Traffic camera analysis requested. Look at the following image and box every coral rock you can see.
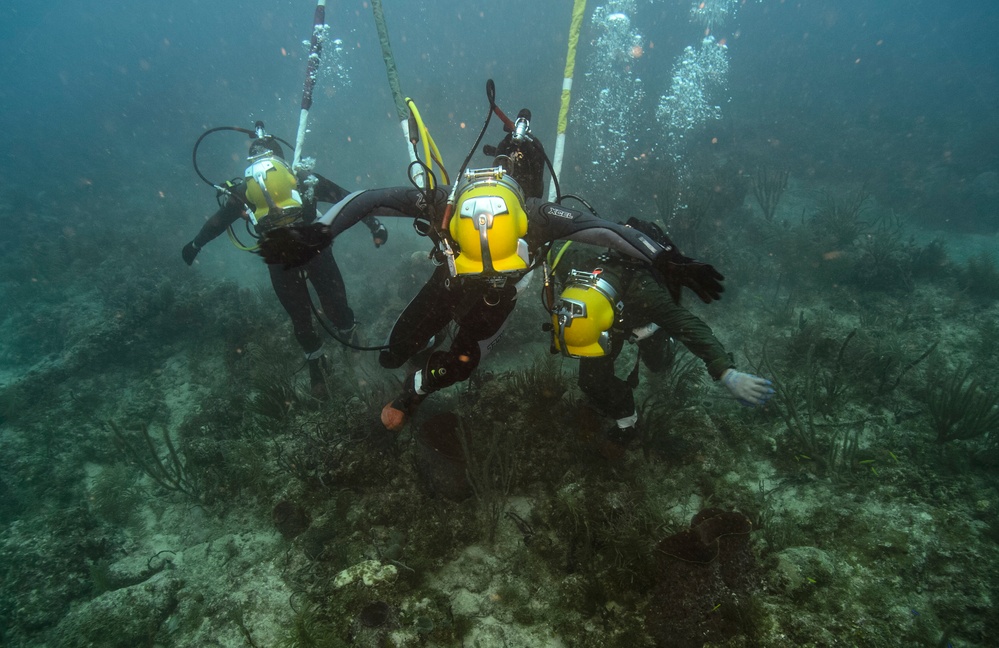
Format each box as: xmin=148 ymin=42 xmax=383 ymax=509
xmin=646 ymin=508 xmax=757 ymax=648
xmin=333 ymin=560 xmax=398 ymax=589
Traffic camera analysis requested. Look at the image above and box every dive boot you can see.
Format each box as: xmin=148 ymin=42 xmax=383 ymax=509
xmin=606 ymin=423 xmax=639 ymax=448
xmin=338 ymin=322 xmax=362 ymax=349
xmin=308 ymin=355 xmax=331 ymax=400
xmin=598 ymin=421 xmax=640 ymax=461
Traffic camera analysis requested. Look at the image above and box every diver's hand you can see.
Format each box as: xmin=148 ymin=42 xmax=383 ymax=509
xmin=258 ymin=224 xmax=333 ymax=268
xmin=371 ymin=221 xmax=388 ymax=248
xmin=181 ymin=241 xmax=201 ymax=266
xmin=721 ymin=369 xmax=774 ymax=407
xmin=655 ymin=253 xmax=725 ymax=303
xmin=679 ymin=260 xmax=725 ymax=303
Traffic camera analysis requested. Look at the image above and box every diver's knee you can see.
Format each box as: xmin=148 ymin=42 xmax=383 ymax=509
xmin=379 ymin=350 xmax=406 ymax=369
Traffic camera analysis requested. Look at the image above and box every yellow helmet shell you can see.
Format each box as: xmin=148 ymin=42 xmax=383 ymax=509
xmin=552 ymin=271 xmax=621 ymax=358
xmin=244 ymin=155 xmax=303 ymax=228
xmin=448 ymin=168 xmax=529 ymax=276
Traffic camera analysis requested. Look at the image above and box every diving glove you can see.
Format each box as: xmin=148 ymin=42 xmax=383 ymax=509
xmin=654 ymin=251 xmax=725 ymax=304
xmin=721 ymin=369 xmax=774 ymax=407
xmin=381 ymin=372 xmax=426 ymax=431
xmin=181 ymin=241 xmax=201 ymax=266
xmin=258 ymin=224 xmax=333 ymax=268
xmin=371 ymin=222 xmax=388 ymax=248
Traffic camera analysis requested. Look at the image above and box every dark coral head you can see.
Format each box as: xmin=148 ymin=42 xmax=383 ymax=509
xmin=272 ymin=499 xmax=312 ymax=539
xmin=359 ymin=601 xmax=391 ymax=628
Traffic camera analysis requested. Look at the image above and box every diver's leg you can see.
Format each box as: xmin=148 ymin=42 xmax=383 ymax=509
xmin=419 ymin=287 xmax=517 ymax=393
xmin=578 ymin=356 xmax=634 ymax=420
xmin=269 ymin=264 xmax=329 ymax=397
xmin=578 ymin=338 xmax=638 ymax=447
xmin=637 ymin=328 xmax=674 ymax=373
xmin=270 ymin=264 xmax=321 ymax=355
xmin=306 ymin=247 xmax=355 ymax=331
xmin=381 ymin=286 xmax=516 ymax=431
xmin=379 ymin=265 xmax=455 ymax=369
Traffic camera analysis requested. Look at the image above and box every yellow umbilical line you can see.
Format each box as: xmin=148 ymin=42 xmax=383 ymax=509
xmin=428 ymin=134 xmax=448 ymax=186
xmin=548 ymin=241 xmax=573 ymax=271
xmin=548 ymin=0 xmax=588 ymax=201
xmin=227 ymin=225 xmax=259 ymax=252
xmin=557 ymin=0 xmax=587 ymax=136
xmin=405 ymin=98 xmax=449 ymax=187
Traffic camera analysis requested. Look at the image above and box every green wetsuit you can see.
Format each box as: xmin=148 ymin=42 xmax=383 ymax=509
xmin=555 ymin=244 xmax=734 ymax=421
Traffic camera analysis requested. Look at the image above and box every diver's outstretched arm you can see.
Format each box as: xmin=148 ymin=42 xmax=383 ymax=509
xmin=529 ymin=201 xmax=725 ymax=303
xmin=258 ymin=186 xmax=447 ymax=268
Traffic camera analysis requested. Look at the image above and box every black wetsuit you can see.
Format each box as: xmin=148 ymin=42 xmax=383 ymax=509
xmin=491 ymin=133 xmax=548 ymax=200
xmin=318 ymin=185 xmax=676 ymax=395
xmin=188 ymin=173 xmax=382 ymax=356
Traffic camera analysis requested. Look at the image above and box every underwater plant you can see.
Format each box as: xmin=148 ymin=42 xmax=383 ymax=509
xmin=276 ymin=603 xmax=347 ymax=648
xmin=108 ymin=421 xmax=201 ymax=500
xmin=910 ymin=237 xmax=951 ymax=282
xmin=458 ymin=412 xmax=519 ymax=544
xmin=837 ymin=318 xmax=938 ymax=399
xmin=761 ymin=344 xmax=869 ymax=476
xmin=927 ymin=365 xmax=999 ymax=444
xmin=751 ymin=166 xmax=789 ymax=222
xmin=639 ymin=350 xmax=703 ymax=453
xmin=414 ymin=411 xmax=474 ymax=502
xmin=956 ymin=252 xmax=999 ymax=302
xmin=249 ymin=375 xmax=305 ymax=422
xmin=88 ymin=462 xmax=143 ymax=526
xmin=807 ymin=186 xmax=871 ymax=251
xmin=974 ymin=317 xmax=999 ymax=363
xmin=851 ymin=213 xmax=916 ymax=294
xmin=273 ymin=416 xmax=347 ymax=492
xmin=507 ymin=353 xmax=570 ymax=422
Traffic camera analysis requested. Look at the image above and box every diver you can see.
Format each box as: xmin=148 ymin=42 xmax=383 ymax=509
xmin=549 ymin=217 xmax=773 ymax=454
xmin=181 ymin=123 xmax=388 ymax=398
xmin=482 ymin=108 xmax=548 ymax=200
xmin=257 ymin=92 xmax=724 ymax=431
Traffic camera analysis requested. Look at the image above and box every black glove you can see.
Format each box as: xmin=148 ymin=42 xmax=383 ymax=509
xmin=655 ymin=253 xmax=725 ymax=304
xmin=181 ymin=241 xmax=200 ymax=266
xmin=371 ymin=222 xmax=388 ymax=248
xmin=258 ymin=224 xmax=333 ymax=268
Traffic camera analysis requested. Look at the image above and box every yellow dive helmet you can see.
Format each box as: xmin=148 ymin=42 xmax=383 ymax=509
xmin=243 ymin=153 xmax=304 ymax=230
xmin=552 ymin=269 xmax=623 ymax=358
xmin=448 ymin=167 xmax=530 ymax=277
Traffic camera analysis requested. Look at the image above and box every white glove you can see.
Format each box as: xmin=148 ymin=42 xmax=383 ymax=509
xmin=629 ymin=323 xmax=661 ymax=342
xmin=721 ymin=369 xmax=774 ymax=407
